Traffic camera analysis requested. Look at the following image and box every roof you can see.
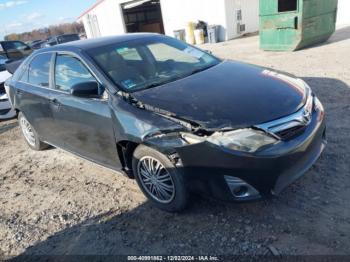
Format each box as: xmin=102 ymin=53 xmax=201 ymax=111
xmin=78 ymin=0 xmax=106 ymax=20
xmin=37 ymin=33 xmax=161 ymax=52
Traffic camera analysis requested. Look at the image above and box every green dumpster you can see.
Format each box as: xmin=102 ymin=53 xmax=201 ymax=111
xmin=260 ymin=0 xmax=338 ymax=51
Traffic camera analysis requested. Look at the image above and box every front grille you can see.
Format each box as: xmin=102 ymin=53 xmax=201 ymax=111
xmin=275 ymin=125 xmax=307 ymax=141
xmin=256 ymin=94 xmax=314 ymax=141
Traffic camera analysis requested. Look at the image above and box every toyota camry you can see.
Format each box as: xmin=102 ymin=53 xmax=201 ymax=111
xmin=5 ymin=34 xmax=326 ymax=212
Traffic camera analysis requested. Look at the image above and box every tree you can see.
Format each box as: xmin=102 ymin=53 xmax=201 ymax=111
xmin=4 ymin=22 xmax=85 ymax=42
xmin=4 ymin=34 xmax=20 ymax=41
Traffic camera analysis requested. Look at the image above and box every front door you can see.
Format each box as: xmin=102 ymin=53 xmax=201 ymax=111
xmin=50 ymin=53 xmax=120 ymax=169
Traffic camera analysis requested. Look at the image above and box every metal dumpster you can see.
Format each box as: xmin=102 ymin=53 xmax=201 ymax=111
xmin=260 ymin=0 xmax=338 ymax=51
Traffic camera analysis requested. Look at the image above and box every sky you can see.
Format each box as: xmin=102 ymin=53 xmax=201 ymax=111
xmin=0 ymin=0 xmax=97 ymax=40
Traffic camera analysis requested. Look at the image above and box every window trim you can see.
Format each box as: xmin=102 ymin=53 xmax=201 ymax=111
xmin=18 ymin=51 xmax=51 ymax=86
xmin=26 ymin=52 xmax=54 ymax=89
xmin=18 ymin=50 xmax=105 ymax=97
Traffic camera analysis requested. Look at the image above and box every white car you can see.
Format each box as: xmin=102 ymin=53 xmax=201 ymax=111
xmin=0 ymin=69 xmax=16 ymax=120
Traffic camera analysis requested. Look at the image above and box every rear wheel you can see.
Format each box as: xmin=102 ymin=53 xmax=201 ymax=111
xmin=18 ymin=112 xmax=49 ymax=151
xmin=132 ymin=145 xmax=189 ymax=212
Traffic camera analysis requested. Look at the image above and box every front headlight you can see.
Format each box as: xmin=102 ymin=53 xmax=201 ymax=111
xmin=182 ymin=129 xmax=278 ymax=153
xmin=207 ymin=129 xmax=278 ymax=153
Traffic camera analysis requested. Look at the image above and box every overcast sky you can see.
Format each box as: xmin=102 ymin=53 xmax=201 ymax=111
xmin=0 ymin=0 xmax=97 ymax=40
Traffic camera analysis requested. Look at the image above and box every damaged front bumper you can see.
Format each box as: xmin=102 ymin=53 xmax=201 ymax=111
xmin=147 ymin=99 xmax=326 ymax=202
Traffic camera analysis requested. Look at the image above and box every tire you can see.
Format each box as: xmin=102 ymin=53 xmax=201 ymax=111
xmin=132 ymin=145 xmax=189 ymax=212
xmin=18 ymin=112 xmax=49 ymax=151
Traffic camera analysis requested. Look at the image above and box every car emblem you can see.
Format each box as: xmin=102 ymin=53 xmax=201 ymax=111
xmin=301 ymin=109 xmax=312 ymax=125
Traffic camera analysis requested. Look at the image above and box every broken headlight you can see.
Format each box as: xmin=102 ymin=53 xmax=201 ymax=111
xmin=207 ymin=129 xmax=278 ymax=153
xmin=182 ymin=129 xmax=278 ymax=153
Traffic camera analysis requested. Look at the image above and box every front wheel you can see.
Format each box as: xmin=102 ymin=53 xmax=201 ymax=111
xmin=132 ymin=145 xmax=189 ymax=212
xmin=18 ymin=112 xmax=49 ymax=151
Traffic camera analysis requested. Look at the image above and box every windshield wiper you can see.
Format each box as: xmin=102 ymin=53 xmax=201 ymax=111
xmin=141 ymin=75 xmax=184 ymax=91
xmin=187 ymin=64 xmax=216 ymax=77
xmin=139 ymin=64 xmax=217 ymax=91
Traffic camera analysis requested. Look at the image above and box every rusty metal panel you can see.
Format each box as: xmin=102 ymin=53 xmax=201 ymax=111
xmin=260 ymin=0 xmax=338 ymax=51
xmin=297 ymin=0 xmax=338 ymax=50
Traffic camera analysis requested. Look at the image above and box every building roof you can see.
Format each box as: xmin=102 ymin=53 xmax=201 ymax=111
xmin=77 ymin=0 xmax=106 ymax=19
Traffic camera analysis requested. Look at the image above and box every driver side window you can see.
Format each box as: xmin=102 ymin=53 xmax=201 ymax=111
xmin=55 ymin=55 xmax=96 ymax=92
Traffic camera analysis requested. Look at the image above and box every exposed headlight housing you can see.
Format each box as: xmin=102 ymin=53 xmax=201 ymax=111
xmin=207 ymin=129 xmax=278 ymax=153
xmin=182 ymin=128 xmax=278 ymax=153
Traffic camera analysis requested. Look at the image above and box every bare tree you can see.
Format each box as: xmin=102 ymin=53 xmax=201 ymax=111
xmin=4 ymin=22 xmax=85 ymax=42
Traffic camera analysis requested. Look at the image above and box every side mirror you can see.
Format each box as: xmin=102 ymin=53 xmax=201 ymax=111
xmin=70 ymin=81 xmax=99 ymax=98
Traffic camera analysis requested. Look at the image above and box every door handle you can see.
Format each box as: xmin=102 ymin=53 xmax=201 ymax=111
xmin=16 ymin=89 xmax=23 ymax=95
xmin=49 ymin=98 xmax=59 ymax=104
xmin=49 ymin=98 xmax=61 ymax=109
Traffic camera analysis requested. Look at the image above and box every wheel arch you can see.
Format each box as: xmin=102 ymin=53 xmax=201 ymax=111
xmin=116 ymin=140 xmax=139 ymax=179
xmin=116 ymin=138 xmax=181 ymax=179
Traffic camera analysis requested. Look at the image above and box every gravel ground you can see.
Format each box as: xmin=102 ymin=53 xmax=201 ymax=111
xmin=0 ymin=26 xmax=350 ymax=258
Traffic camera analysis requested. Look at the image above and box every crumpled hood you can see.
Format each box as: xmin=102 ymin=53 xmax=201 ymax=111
xmin=133 ymin=61 xmax=307 ymax=130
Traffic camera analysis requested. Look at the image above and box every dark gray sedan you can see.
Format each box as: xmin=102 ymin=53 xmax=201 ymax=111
xmin=5 ymin=34 xmax=326 ymax=212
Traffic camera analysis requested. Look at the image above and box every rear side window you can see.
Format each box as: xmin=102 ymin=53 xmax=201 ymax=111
xmin=12 ymin=64 xmax=27 ymax=82
xmin=19 ymin=67 xmax=29 ymax=82
xmin=55 ymin=55 xmax=95 ymax=92
xmin=28 ymin=53 xmax=52 ymax=87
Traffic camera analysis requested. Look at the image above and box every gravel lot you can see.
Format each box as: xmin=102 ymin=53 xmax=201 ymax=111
xmin=1 ymin=27 xmax=350 ymax=258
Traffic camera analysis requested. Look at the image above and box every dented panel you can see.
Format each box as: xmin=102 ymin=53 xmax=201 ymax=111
xmin=260 ymin=0 xmax=337 ymax=51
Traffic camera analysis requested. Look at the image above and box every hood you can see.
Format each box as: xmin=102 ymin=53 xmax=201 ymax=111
xmin=133 ymin=61 xmax=307 ymax=130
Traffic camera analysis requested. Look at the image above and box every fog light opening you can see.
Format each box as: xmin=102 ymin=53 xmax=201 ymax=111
xmin=233 ymin=186 xmax=248 ymax=198
xmin=224 ymin=176 xmax=261 ymax=200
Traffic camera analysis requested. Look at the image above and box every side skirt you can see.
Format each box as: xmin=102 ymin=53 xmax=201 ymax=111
xmin=42 ymin=140 xmax=128 ymax=178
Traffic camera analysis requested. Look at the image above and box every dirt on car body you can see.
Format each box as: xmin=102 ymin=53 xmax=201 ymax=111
xmin=1 ymin=27 xmax=350 ymax=257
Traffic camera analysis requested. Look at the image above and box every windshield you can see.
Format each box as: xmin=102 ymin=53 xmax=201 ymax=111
xmin=88 ymin=36 xmax=220 ymax=92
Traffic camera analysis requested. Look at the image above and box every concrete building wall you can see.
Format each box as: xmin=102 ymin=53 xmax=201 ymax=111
xmin=337 ymin=0 xmax=350 ymax=28
xmin=224 ymin=0 xmax=259 ymax=40
xmin=79 ymin=0 xmax=126 ymax=38
xmin=80 ymin=0 xmax=259 ymax=41
xmin=161 ymin=0 xmax=259 ymax=41
xmin=160 ymin=0 xmax=227 ymax=41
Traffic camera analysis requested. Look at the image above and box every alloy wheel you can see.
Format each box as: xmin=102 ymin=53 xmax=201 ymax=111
xmin=19 ymin=116 xmax=36 ymax=147
xmin=137 ymin=156 xmax=175 ymax=204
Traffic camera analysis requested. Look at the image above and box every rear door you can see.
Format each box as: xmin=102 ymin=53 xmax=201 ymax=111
xmin=15 ymin=52 xmax=57 ymax=142
xmin=49 ymin=53 xmax=120 ymax=169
